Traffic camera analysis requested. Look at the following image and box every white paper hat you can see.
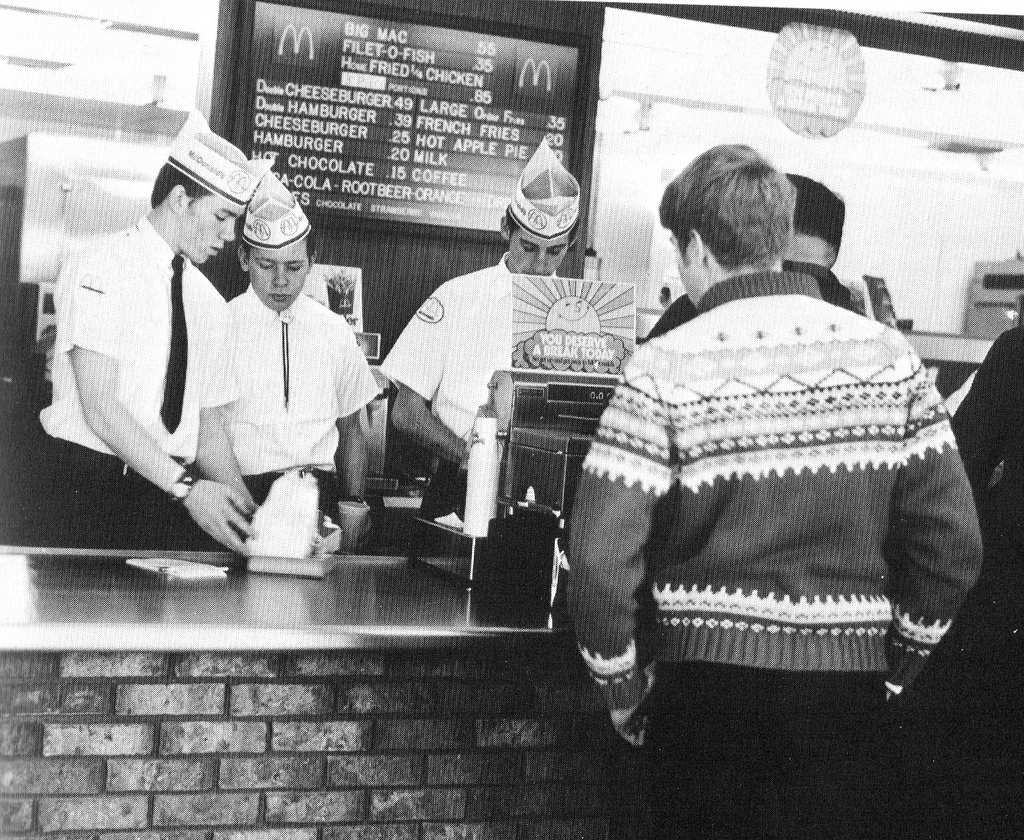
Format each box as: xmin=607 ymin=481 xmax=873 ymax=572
xmin=508 ymin=139 xmax=580 ymax=239
xmin=168 ymin=112 xmax=272 ymax=206
xmin=242 ymin=170 xmax=310 ymax=250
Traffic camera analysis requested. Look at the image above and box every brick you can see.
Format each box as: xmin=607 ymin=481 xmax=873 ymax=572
xmin=324 ymin=827 xmax=417 ymax=840
xmin=0 ymin=653 xmax=57 ymax=680
xmin=336 ymin=683 xmax=414 ymax=715
xmin=266 ymin=791 xmax=365 ymax=824
xmin=175 ymin=654 xmax=277 ymax=679
xmin=219 ymin=756 xmax=321 ymax=790
xmin=0 ymin=683 xmax=59 ymax=715
xmin=388 ymin=653 xmax=507 ymax=681
xmin=116 ymin=684 xmax=225 ymax=716
xmin=516 ymin=818 xmax=609 ymax=840
xmin=272 ymin=721 xmax=369 ymax=752
xmin=484 ymin=785 xmax=604 ymax=818
xmin=107 ymin=758 xmax=213 ymax=792
xmin=44 ymin=723 xmax=153 ymax=756
xmin=476 ymin=719 xmax=560 ymax=749
xmin=230 ymin=684 xmax=331 ymax=716
xmin=465 ymin=787 xmax=526 ymax=820
xmin=38 ymin=796 xmax=148 ymax=832
xmin=0 ymin=721 xmax=40 ymax=755
xmin=534 ymin=683 xmax=604 ymax=715
xmin=289 ymin=653 xmax=385 ymax=677
xmin=370 ymin=788 xmax=465 ymax=822
xmin=153 ymin=793 xmax=259 ymax=827
xmin=328 ymin=755 xmax=421 ymax=787
xmin=422 ymin=824 xmax=516 ymax=840
xmin=213 ymin=831 xmax=317 ymax=840
xmin=60 ymin=652 xmax=166 ymax=678
xmin=522 ymin=751 xmax=607 ymax=784
xmin=336 ymin=682 xmax=525 ymax=717
xmin=62 ymin=684 xmax=110 ymax=714
xmin=97 ymin=831 xmax=208 ymax=840
xmin=0 ymin=758 xmax=103 ymax=793
xmin=0 ymin=798 xmax=33 ymax=833
xmin=374 ymin=720 xmax=473 ymax=751
xmin=160 ymin=722 xmax=266 ymax=755
xmin=427 ymin=753 xmax=520 ymax=786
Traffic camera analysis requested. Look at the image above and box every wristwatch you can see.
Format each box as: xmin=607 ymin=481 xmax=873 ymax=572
xmin=167 ymin=468 xmax=196 ymax=503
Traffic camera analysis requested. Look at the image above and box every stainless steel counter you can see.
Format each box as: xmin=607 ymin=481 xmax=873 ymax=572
xmin=0 ymin=547 xmax=555 ymax=650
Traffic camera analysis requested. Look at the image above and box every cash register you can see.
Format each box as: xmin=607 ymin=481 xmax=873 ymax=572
xmin=408 ymin=274 xmax=634 ymax=624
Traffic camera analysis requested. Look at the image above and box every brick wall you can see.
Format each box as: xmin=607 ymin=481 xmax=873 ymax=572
xmin=0 ymin=642 xmax=640 ymax=840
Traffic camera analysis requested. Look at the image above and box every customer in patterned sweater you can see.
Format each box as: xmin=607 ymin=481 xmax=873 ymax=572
xmin=567 ymin=144 xmax=982 ymax=840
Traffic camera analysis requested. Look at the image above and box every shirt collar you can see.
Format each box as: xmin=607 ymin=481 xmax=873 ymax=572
xmin=136 ymin=216 xmax=178 ymax=276
xmin=697 ymin=270 xmax=823 ymax=314
xmin=242 ymin=286 xmax=309 ymax=325
xmin=782 ymin=260 xmax=837 ymax=285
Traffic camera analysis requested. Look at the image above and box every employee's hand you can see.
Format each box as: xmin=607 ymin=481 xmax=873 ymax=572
xmin=610 ymin=705 xmax=647 ymax=747
xmin=610 ymin=662 xmax=656 ymax=747
xmin=182 ymin=480 xmax=254 ymax=555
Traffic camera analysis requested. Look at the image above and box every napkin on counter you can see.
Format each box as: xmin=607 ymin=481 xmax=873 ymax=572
xmin=433 ymin=512 xmax=464 ymax=530
xmin=126 ymin=558 xmax=228 ymax=579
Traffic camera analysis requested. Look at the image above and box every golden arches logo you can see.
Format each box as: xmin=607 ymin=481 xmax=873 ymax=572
xmin=518 ymin=58 xmax=552 ymax=93
xmin=278 ymin=23 xmax=314 ymax=61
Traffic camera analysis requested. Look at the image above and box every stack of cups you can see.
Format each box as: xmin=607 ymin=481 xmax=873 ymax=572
xmin=463 ymin=415 xmax=500 ymax=538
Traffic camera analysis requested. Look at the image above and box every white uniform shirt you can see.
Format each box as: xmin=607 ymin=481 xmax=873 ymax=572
xmin=41 ymin=218 xmax=236 ymax=461
xmin=223 ymin=289 xmax=380 ymax=475
xmin=380 ymin=258 xmax=512 ymax=442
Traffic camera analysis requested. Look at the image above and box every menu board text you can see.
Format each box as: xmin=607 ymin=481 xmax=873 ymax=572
xmin=249 ymin=2 xmax=579 ymax=231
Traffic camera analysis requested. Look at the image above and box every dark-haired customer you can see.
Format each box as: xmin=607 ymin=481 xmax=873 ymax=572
xmin=646 ymin=171 xmax=858 ymax=343
xmin=40 ymin=113 xmax=269 ymax=552
xmin=567 ymin=143 xmax=982 ymax=840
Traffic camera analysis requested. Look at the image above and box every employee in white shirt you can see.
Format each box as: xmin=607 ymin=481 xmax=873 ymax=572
xmin=224 ymin=171 xmax=380 ymax=515
xmin=41 ymin=113 xmax=270 ymax=553
xmin=380 ymin=140 xmax=581 ymax=519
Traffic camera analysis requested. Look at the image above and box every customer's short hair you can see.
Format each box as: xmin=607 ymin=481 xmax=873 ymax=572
xmin=150 ymin=163 xmax=213 ymax=208
xmin=659 ymin=144 xmax=794 ymax=272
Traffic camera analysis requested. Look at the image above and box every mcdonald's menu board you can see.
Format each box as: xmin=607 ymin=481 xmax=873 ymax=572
xmin=249 ymin=2 xmax=579 ymax=232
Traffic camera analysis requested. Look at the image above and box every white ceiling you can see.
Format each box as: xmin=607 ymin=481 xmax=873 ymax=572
xmin=0 ymin=0 xmax=216 ymax=110
xmin=600 ymin=8 xmax=1024 ymax=179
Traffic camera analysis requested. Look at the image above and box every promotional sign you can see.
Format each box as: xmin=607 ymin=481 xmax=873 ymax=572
xmin=767 ymin=23 xmax=865 ymax=139
xmin=304 ymin=263 xmax=363 ymax=329
xmin=249 ymin=1 xmax=579 ymax=231
xmin=511 ymin=275 xmax=635 ymax=376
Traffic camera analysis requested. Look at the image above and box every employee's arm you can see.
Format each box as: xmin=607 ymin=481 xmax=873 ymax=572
xmin=194 ymin=408 xmax=256 ymax=511
xmin=335 ymin=410 xmax=368 ymax=497
xmin=390 ymin=382 xmax=469 ymax=467
xmin=71 ymin=347 xmax=253 ymax=554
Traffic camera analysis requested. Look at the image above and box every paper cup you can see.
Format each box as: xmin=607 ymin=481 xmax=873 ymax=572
xmin=336 ymin=500 xmax=371 ymax=552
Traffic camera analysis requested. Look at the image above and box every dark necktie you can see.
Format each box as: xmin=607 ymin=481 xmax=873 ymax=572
xmin=280 ymin=309 xmax=292 ymax=411
xmin=161 ymin=255 xmax=188 ymax=433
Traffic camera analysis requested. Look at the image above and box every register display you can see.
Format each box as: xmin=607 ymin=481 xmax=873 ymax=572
xmin=249 ymin=2 xmax=579 ymax=231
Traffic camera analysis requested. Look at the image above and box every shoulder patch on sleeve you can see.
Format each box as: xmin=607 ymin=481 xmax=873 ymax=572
xmin=416 ymin=296 xmax=444 ymax=324
xmin=79 ymin=272 xmax=105 ymax=294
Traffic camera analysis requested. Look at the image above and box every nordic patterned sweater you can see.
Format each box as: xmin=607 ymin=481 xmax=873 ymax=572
xmin=567 ymin=271 xmax=983 ymax=710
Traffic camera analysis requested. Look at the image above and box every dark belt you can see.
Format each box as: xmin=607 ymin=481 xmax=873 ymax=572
xmin=50 ymin=437 xmax=189 ymax=483
xmin=243 ymin=468 xmax=339 ymax=512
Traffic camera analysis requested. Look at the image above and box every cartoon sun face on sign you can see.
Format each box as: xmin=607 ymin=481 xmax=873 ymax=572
xmin=546 ymin=295 xmax=601 ymax=334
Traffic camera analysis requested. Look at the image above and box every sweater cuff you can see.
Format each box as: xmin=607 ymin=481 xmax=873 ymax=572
xmin=578 ymin=640 xmax=646 ymax=710
xmin=885 ymin=633 xmax=934 ymax=692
